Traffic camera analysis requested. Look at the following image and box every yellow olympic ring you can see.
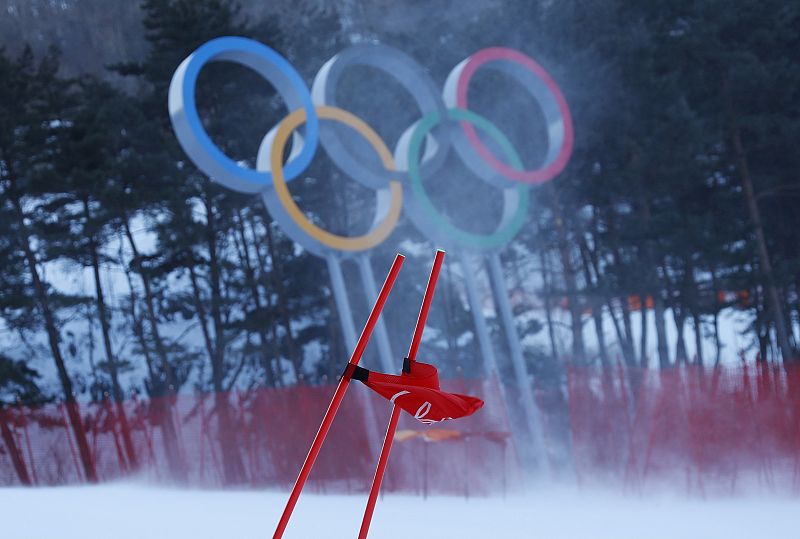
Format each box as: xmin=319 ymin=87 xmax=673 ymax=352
xmin=269 ymin=106 xmax=403 ymax=252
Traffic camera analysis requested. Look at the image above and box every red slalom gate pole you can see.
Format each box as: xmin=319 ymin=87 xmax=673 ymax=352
xmin=359 ymin=249 xmax=445 ymax=539
xmin=273 ymin=254 xmax=405 ymax=539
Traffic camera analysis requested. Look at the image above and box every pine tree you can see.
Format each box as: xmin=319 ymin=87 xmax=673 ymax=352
xmin=0 ymin=45 xmax=97 ymax=481
xmin=114 ymin=0 xmax=274 ymax=484
xmin=50 ymin=78 xmax=153 ymax=470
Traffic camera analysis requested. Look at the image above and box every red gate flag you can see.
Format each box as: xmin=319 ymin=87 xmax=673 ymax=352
xmin=273 ymin=254 xmax=405 ymax=539
xmin=344 ymin=361 xmax=483 ymax=424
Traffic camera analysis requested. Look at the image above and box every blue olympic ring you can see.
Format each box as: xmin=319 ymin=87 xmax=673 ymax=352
xmin=168 ymin=36 xmax=319 ymax=193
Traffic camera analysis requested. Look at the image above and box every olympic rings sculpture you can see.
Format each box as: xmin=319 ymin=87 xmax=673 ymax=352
xmin=169 ymin=37 xmax=573 ymax=256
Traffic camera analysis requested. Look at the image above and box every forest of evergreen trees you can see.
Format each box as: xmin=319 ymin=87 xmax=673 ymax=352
xmin=1 ymin=0 xmax=799 ymax=482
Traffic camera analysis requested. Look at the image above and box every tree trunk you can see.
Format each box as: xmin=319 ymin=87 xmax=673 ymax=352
xmin=122 ymin=214 xmax=185 ymax=479
xmin=0 ymin=408 xmax=31 ymax=485
xmin=551 ymin=190 xmax=585 ymax=362
xmin=693 ymin=311 xmax=704 ymax=367
xmin=603 ymin=246 xmax=636 ymax=366
xmin=83 ymin=199 xmax=137 ymax=470
xmin=794 ymin=275 xmax=800 ymax=348
xmin=560 ymin=244 xmax=585 ymax=362
xmin=673 ymin=307 xmax=688 ymax=364
xmin=325 ymin=290 xmax=341 ymax=381
xmin=632 ymin=174 xmax=669 ymax=369
xmin=443 ymin=258 xmax=460 ymax=364
xmin=639 ymin=290 xmax=649 ymax=368
xmin=780 ymin=287 xmax=798 ymax=353
xmin=264 ymin=222 xmax=303 ymax=381
xmin=730 ymin=117 xmax=794 ymax=362
xmin=619 ymin=295 xmax=635 ymax=364
xmin=711 ymin=266 xmax=723 ymax=366
xmin=122 ymin=215 xmax=177 ymax=387
xmin=602 ymin=215 xmax=638 ymax=366
xmin=654 ymin=289 xmax=670 ymax=369
xmin=539 ymin=247 xmax=560 ymax=363
xmin=187 ymin=264 xmax=218 ymax=371
xmin=751 ymin=286 xmax=771 ymax=361
xmin=120 ymin=257 xmax=156 ymax=381
xmin=577 ymin=238 xmax=608 ymax=367
xmin=233 ymin=209 xmax=276 ymax=387
xmin=202 ymin=196 xmax=246 ymax=485
xmin=247 ymin=216 xmax=285 ymax=386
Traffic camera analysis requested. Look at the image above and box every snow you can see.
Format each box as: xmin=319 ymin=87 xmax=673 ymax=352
xmin=0 ymin=483 xmax=797 ymax=538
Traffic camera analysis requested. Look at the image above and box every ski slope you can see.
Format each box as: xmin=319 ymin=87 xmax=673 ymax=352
xmin=0 ymin=483 xmax=797 ymax=538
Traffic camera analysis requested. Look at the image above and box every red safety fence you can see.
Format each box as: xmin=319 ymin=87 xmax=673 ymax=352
xmin=2 ymin=364 xmax=799 ymax=494
xmin=565 ymin=362 xmax=800 ymax=494
xmin=0 ymin=377 xmax=517 ymax=495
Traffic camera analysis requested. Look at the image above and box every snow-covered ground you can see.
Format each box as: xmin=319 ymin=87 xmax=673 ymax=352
xmin=0 ymin=483 xmax=797 ymax=539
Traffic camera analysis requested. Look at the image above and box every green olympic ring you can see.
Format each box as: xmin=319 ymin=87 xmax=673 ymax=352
xmin=405 ymin=108 xmax=530 ymax=250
